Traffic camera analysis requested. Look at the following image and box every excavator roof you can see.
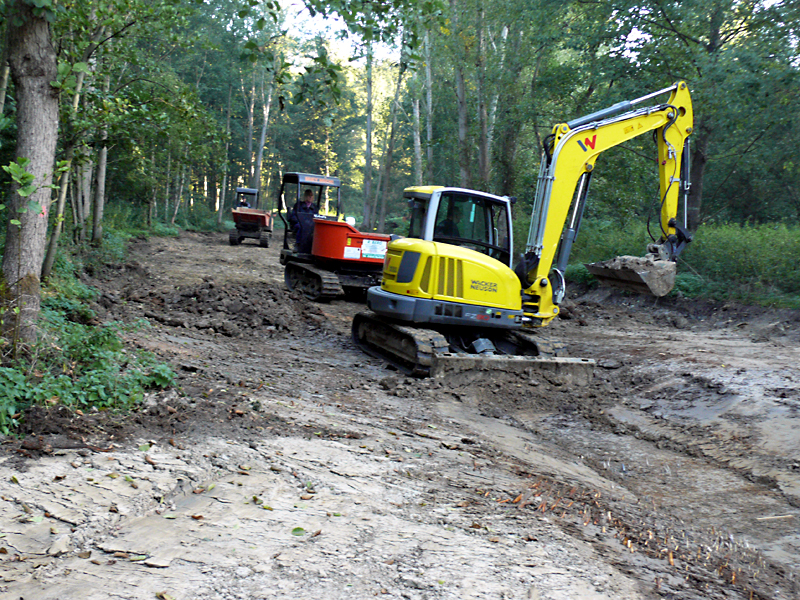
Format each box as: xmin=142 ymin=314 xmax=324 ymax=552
xmin=403 ymin=185 xmax=444 ymax=200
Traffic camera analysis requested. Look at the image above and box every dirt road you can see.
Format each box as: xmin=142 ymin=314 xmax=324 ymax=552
xmin=2 ymin=231 xmax=799 ymax=600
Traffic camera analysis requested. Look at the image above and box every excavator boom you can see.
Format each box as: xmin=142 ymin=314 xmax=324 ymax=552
xmin=522 ymin=82 xmax=693 ymax=322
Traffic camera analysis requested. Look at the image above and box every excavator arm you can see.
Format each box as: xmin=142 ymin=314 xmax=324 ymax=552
xmin=521 ymin=82 xmax=694 ymax=326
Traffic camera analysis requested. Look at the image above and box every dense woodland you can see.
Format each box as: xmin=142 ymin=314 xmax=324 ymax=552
xmin=1 ymin=0 xmax=800 ymax=326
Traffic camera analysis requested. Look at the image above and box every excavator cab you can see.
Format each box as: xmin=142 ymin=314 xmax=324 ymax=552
xmin=402 ymin=187 xmax=514 ymax=267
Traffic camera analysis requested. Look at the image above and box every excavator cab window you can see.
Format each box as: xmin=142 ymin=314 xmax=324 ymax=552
xmin=407 ymin=199 xmax=429 ymax=238
xmin=434 ymin=192 xmax=511 ymax=264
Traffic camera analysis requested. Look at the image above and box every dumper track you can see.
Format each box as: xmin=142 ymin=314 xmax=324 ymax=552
xmin=285 ymin=263 xmax=344 ymax=301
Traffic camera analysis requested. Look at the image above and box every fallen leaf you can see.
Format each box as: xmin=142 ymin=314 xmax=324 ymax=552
xmin=311 ymin=530 xmax=321 ymax=537
xmin=10 ymin=476 xmax=19 ymax=485
xmin=291 ymin=527 xmax=305 ymax=536
xmin=300 ymin=494 xmax=313 ymax=500
xmin=113 ymin=552 xmax=129 ymax=559
xmin=207 ymin=483 xmax=216 ymax=492
xmin=156 ymin=593 xmax=176 ymax=600
xmin=145 ymin=455 xmax=156 ymax=466
xmin=191 ymin=515 xmax=204 ymax=520
xmin=139 ymin=444 xmax=151 ymax=452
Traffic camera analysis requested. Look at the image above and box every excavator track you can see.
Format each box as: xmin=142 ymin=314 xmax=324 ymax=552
xmin=352 ymin=312 xmax=450 ymax=377
xmin=352 ymin=312 xmax=595 ymax=382
xmin=285 ymin=263 xmax=344 ymax=301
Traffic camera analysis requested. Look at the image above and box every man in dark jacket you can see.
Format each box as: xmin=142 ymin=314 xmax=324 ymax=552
xmin=289 ymin=189 xmax=317 ymax=253
xmin=289 ymin=189 xmax=315 ymax=232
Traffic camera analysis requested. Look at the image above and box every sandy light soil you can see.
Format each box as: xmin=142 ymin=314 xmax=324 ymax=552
xmin=1 ymin=230 xmax=799 ymax=600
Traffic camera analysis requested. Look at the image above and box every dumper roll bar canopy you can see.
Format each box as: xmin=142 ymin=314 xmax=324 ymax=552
xmin=277 ymin=172 xmax=343 ymax=249
xmin=235 ymin=187 xmax=259 ymax=208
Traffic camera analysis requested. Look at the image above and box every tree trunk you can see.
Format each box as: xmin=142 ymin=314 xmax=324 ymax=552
xmin=0 ymin=62 xmax=10 ymax=116
xmin=687 ymin=123 xmax=711 ymax=231
xmin=241 ymin=71 xmax=256 ymax=183
xmin=377 ymin=55 xmax=406 ymax=232
xmin=476 ymin=2 xmax=489 ymax=190
xmin=424 ymin=31 xmax=434 ymax=183
xmin=451 ymin=0 xmax=470 ymax=188
xmin=363 ymin=40 xmax=374 ymax=228
xmin=412 ymin=95 xmax=422 ymax=186
xmin=163 ymin=151 xmax=172 ymax=222
xmin=218 ymin=86 xmax=232 ymax=226
xmin=41 ymin=143 xmax=74 ymax=281
xmin=91 ymin=88 xmax=110 ymax=245
xmin=251 ymin=70 xmax=275 ymax=198
xmin=171 ymin=161 xmax=186 ymax=226
xmin=1 ymin=1 xmax=59 ymax=344
xmin=149 ymin=149 xmax=157 ymax=226
xmin=78 ymin=153 xmax=94 ymax=241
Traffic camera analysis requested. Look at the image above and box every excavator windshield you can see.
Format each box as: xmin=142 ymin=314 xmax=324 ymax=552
xmin=432 ymin=191 xmax=512 ymax=265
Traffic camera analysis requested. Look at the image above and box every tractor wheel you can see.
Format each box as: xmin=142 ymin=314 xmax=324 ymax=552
xmin=229 ymin=230 xmax=241 ymax=246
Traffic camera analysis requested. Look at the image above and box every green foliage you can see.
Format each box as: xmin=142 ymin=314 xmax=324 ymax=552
xmin=0 ymin=300 xmax=175 ymax=435
xmin=152 ymin=222 xmax=181 ymax=237
xmin=564 ymin=219 xmax=800 ymax=308
xmin=679 ymin=224 xmax=800 ymax=306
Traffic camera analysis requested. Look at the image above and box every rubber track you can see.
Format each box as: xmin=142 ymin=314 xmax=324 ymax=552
xmin=352 ymin=312 xmax=450 ymax=377
xmin=287 ymin=263 xmax=344 ymax=300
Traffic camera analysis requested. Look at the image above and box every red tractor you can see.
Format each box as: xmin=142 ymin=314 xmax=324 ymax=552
xmin=229 ymin=187 xmax=273 ymax=247
xmin=277 ymin=172 xmax=391 ymax=301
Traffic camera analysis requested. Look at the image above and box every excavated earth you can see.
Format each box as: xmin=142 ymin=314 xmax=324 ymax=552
xmin=2 ymin=231 xmax=799 ymax=600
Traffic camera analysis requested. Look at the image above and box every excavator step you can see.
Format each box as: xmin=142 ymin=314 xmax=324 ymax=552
xmin=585 ymin=255 xmax=677 ymax=297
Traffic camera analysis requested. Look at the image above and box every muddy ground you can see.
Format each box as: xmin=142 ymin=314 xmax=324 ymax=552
xmin=2 ymin=231 xmax=799 ymax=600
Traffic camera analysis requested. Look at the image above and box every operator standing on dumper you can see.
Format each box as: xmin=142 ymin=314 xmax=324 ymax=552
xmin=289 ymin=189 xmax=316 ymax=232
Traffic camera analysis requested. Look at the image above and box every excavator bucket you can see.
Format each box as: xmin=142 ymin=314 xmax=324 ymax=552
xmin=584 ymin=255 xmax=677 ymax=297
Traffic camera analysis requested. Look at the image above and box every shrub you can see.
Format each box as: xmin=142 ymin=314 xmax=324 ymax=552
xmin=0 ymin=287 xmax=175 ymax=436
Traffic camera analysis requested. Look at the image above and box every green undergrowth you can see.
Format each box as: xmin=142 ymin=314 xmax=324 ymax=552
xmin=566 ymin=220 xmax=800 ymax=308
xmin=0 ymin=251 xmax=175 ymax=436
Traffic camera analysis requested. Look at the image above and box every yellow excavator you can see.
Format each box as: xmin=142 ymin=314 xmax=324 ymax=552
xmin=353 ymin=82 xmax=693 ymax=377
